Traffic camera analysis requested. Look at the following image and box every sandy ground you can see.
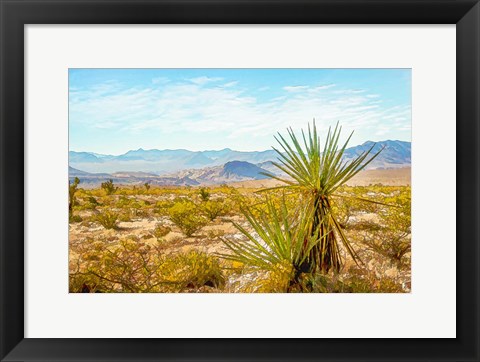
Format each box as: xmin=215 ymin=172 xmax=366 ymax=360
xmin=228 ymin=167 xmax=411 ymax=188
xmin=344 ymin=167 xmax=411 ymax=186
xmin=69 ymin=168 xmax=411 ymax=292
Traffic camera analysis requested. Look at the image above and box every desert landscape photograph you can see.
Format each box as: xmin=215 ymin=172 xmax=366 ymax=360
xmin=69 ymin=68 xmax=411 ymax=293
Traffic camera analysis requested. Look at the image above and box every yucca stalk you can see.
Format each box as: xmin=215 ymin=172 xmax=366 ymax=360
xmin=263 ymin=121 xmax=383 ymax=274
xmin=218 ymin=197 xmax=325 ymax=291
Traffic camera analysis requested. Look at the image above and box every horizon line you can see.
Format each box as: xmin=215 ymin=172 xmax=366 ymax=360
xmin=69 ymin=139 xmax=411 ymax=157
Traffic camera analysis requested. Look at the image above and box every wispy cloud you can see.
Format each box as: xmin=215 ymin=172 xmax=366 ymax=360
xmin=283 ymin=85 xmax=309 ymax=92
xmin=152 ymin=77 xmax=170 ymax=85
xmin=309 ymin=84 xmax=336 ymax=92
xmin=334 ymin=89 xmax=365 ymax=95
xmin=188 ymin=76 xmax=223 ymax=85
xmin=69 ymin=73 xmax=411 ymax=152
xmin=283 ymin=83 xmax=336 ymax=93
xmin=221 ymin=81 xmax=239 ymax=88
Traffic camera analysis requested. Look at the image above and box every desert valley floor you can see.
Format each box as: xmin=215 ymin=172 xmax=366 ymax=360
xmin=69 ymin=167 xmax=411 ymax=293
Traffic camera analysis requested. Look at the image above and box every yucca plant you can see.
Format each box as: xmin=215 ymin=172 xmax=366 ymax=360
xmin=219 ymin=197 xmax=325 ymax=291
xmin=263 ymin=122 xmax=383 ymax=274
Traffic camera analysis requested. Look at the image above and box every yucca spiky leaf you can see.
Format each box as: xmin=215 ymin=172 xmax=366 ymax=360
xmin=262 ymin=121 xmax=384 ymax=273
xmin=217 ymin=197 xmax=327 ymax=276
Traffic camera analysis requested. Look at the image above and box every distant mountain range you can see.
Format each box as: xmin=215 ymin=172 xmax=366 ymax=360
xmin=69 ymin=147 xmax=280 ymax=174
xmin=70 ymin=140 xmax=410 ymax=173
xmin=69 ymin=140 xmax=410 ymax=186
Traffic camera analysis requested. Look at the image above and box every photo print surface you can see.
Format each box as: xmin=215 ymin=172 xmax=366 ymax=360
xmin=68 ymin=68 xmax=411 ymax=293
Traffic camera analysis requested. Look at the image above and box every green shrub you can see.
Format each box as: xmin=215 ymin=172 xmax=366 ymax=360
xmin=118 ymin=210 xmax=133 ymax=222
xmin=168 ymin=201 xmax=207 ymax=237
xmin=153 ymin=224 xmax=171 ymax=240
xmin=101 ymin=179 xmax=118 ymax=195
xmin=154 ymin=200 xmax=174 ymax=215
xmin=311 ymin=268 xmax=405 ymax=293
xmin=199 ymin=187 xmax=211 ymax=201
xmin=361 ymin=187 xmax=411 ymax=268
xmin=69 ymin=237 xmax=166 ymax=293
xmin=69 ymin=214 xmax=83 ymax=223
xmin=70 ymin=239 xmax=225 ymax=293
xmin=69 ymin=177 xmax=80 ymax=219
xmin=87 ymin=196 xmax=99 ymax=205
xmin=116 ymin=195 xmax=132 ymax=208
xmin=206 ymin=228 xmax=226 ymax=239
xmin=201 ymin=199 xmax=227 ymax=221
xmin=81 ymin=196 xmax=99 ymax=211
xmin=161 ymin=250 xmax=225 ymax=291
xmin=95 ymin=210 xmax=119 ymax=229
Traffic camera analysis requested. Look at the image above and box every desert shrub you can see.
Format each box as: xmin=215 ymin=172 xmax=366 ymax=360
xmin=161 ymin=250 xmax=225 ymax=291
xmin=198 ymin=187 xmax=211 ymax=201
xmin=153 ymin=224 xmax=171 ymax=240
xmin=95 ymin=210 xmax=119 ymax=229
xmin=311 ymin=268 xmax=405 ymax=293
xmin=231 ymin=266 xmax=293 ymax=293
xmin=70 ymin=243 xmax=225 ymax=293
xmin=127 ymin=200 xmax=149 ymax=218
xmin=69 ymin=214 xmax=83 ymax=223
xmin=69 ymin=237 xmax=167 ymax=293
xmin=168 ymin=235 xmax=184 ymax=244
xmin=82 ymin=203 xmax=97 ymax=211
xmin=118 ymin=210 xmax=133 ymax=222
xmin=168 ymin=201 xmax=207 ymax=237
xmin=248 ymin=192 xmax=299 ymax=221
xmin=69 ymin=177 xmax=80 ymax=220
xmin=361 ymin=187 xmax=411 ymax=268
xmin=101 ymin=179 xmax=118 ymax=195
xmin=154 ymin=200 xmax=174 ymax=215
xmin=332 ymin=192 xmax=363 ymax=229
xmin=200 ymin=199 xmax=227 ymax=221
xmin=116 ymin=195 xmax=132 ymax=208
xmin=144 ymin=182 xmax=151 ymax=191
xmin=78 ymin=195 xmax=99 ymax=211
xmin=206 ymin=229 xmax=226 ymax=239
xmin=87 ymin=196 xmax=99 ymax=205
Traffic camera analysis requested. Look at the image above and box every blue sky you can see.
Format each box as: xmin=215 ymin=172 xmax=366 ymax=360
xmin=69 ymin=69 xmax=411 ymax=154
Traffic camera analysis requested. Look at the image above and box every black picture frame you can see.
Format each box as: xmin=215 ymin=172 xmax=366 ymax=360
xmin=1 ymin=0 xmax=479 ymax=361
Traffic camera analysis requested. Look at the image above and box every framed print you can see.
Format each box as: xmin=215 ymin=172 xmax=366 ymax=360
xmin=1 ymin=0 xmax=479 ymax=361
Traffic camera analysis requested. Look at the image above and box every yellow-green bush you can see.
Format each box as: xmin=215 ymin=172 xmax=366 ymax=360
xmin=311 ymin=268 xmax=405 ymax=293
xmin=69 ymin=177 xmax=80 ymax=220
xmin=206 ymin=229 xmax=226 ymax=239
xmin=200 ymin=199 xmax=227 ymax=221
xmin=160 ymin=250 xmax=225 ymax=291
xmin=95 ymin=210 xmax=119 ymax=229
xmin=69 ymin=214 xmax=83 ymax=223
xmin=69 ymin=239 xmax=225 ymax=293
xmin=198 ymin=187 xmax=211 ymax=201
xmin=101 ymin=179 xmax=118 ymax=195
xmin=361 ymin=187 xmax=411 ymax=268
xmin=154 ymin=200 xmax=175 ymax=216
xmin=153 ymin=223 xmax=171 ymax=240
xmin=69 ymin=237 xmax=166 ymax=293
xmin=168 ymin=201 xmax=207 ymax=237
